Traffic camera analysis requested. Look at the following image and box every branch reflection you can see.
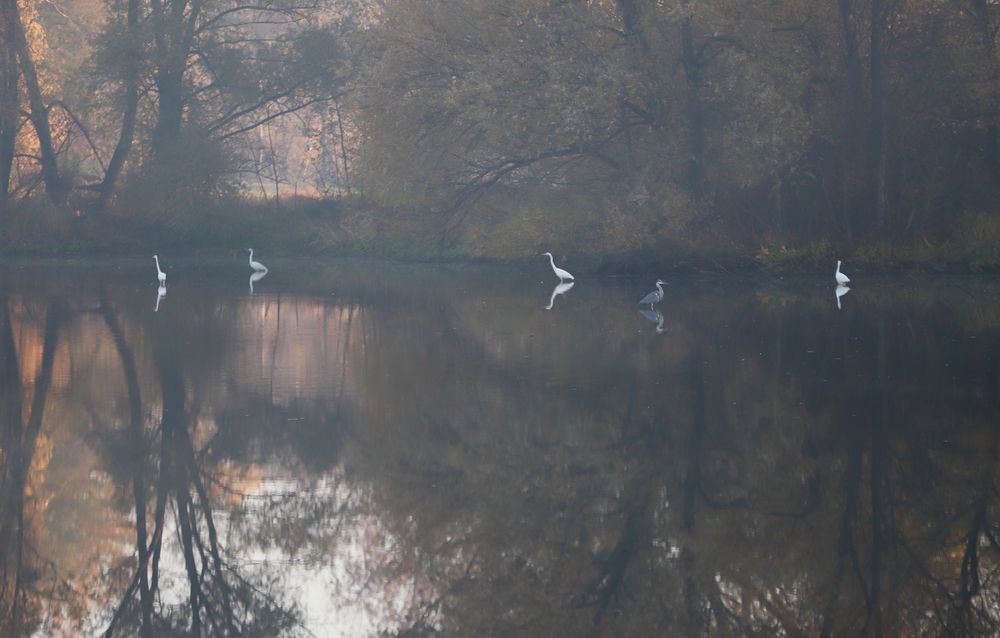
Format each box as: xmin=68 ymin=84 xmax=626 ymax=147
xmin=0 ymin=268 xmax=995 ymax=636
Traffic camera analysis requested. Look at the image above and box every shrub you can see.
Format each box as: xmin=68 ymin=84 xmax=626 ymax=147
xmin=117 ymin=130 xmax=234 ymax=226
xmin=950 ymin=211 xmax=1000 ymax=271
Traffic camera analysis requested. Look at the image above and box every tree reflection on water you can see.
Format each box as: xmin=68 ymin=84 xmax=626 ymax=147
xmin=0 ymin=263 xmax=996 ymax=636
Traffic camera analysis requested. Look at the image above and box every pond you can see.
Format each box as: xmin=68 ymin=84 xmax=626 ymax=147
xmin=0 ymin=258 xmax=997 ymax=636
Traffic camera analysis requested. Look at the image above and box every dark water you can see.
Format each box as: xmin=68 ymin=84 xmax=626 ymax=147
xmin=0 ymin=258 xmax=997 ymax=636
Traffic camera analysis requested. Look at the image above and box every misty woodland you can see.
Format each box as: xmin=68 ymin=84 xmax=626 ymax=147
xmin=1 ymin=0 xmax=999 ymax=263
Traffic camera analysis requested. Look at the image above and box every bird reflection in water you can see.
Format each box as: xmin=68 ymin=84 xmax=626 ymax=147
xmin=154 ymin=285 xmax=166 ymax=312
xmin=250 ymin=269 xmax=267 ymax=295
xmin=545 ymin=281 xmax=574 ymax=310
xmin=836 ymin=284 xmax=850 ymax=310
xmin=638 ymin=307 xmax=665 ymax=333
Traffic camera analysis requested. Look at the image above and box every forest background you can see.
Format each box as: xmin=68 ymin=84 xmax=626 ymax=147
xmin=2 ymin=0 xmax=1000 ymax=271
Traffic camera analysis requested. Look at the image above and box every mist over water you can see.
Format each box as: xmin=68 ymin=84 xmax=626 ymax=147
xmin=0 ymin=259 xmax=997 ymax=636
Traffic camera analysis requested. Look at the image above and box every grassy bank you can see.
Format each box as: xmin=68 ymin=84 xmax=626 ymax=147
xmin=752 ymin=212 xmax=1000 ymax=274
xmin=0 ymin=197 xmax=338 ymax=257
xmin=2 ymin=195 xmax=999 ymax=274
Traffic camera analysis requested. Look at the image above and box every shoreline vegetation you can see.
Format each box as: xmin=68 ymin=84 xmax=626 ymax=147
xmin=2 ymin=193 xmax=998 ymax=275
xmin=5 ymin=2 xmax=1000 ymax=275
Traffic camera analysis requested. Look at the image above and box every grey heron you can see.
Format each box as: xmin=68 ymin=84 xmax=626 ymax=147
xmin=638 ymin=280 xmax=666 ymax=308
xmin=542 ymin=252 xmax=574 ymax=282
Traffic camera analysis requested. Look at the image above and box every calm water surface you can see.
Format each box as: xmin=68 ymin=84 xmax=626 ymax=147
xmin=0 ymin=258 xmax=997 ymax=636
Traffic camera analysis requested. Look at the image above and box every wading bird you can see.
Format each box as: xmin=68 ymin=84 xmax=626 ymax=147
xmin=153 ymin=255 xmax=166 ymax=286
xmin=248 ymin=249 xmax=268 ymax=272
xmin=542 ymin=252 xmax=574 ymax=282
xmin=638 ymin=280 xmax=666 ymax=308
xmin=835 ymin=260 xmax=850 ymax=285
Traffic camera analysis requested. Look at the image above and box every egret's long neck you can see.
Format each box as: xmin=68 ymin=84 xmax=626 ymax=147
xmin=547 ymin=253 xmax=557 ymax=273
xmin=836 ymin=261 xmax=841 ymax=274
xmin=656 ymin=282 xmax=664 ymax=295
xmin=154 ymin=256 xmax=161 ymax=272
xmin=248 ymin=250 xmax=254 ymax=265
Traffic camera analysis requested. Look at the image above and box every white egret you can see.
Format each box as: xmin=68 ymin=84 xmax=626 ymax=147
xmin=545 ymin=281 xmax=575 ymax=310
xmin=639 ymin=308 xmax=665 ymax=333
xmin=835 ymin=260 xmax=850 ymax=285
xmin=249 ymin=269 xmax=267 ymax=295
xmin=153 ymin=255 xmax=166 ymax=286
xmin=248 ymin=248 xmax=268 ymax=272
xmin=836 ymin=284 xmax=850 ymax=310
xmin=542 ymin=252 xmax=574 ymax=282
xmin=638 ymin=280 xmax=666 ymax=308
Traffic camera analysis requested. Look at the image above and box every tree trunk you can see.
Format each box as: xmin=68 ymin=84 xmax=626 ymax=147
xmin=149 ymin=0 xmax=202 ymax=158
xmin=986 ymin=124 xmax=999 ymax=185
xmin=152 ymin=70 xmax=184 ymax=156
xmin=154 ymin=336 xmax=204 ymax=635
xmin=334 ymin=100 xmax=351 ymax=195
xmin=0 ymin=294 xmax=23 ymax=586
xmin=0 ymin=301 xmax=64 ymax=632
xmin=839 ymin=0 xmax=864 ymax=138
xmin=0 ymin=8 xmax=17 ymax=216
xmin=1 ymin=0 xmax=66 ymax=206
xmin=973 ymin=1 xmax=1000 ymax=188
xmin=96 ymin=0 xmax=142 ymax=212
xmin=680 ymin=9 xmax=705 ymax=197
xmin=838 ymin=0 xmax=863 ymax=238
xmin=617 ymin=0 xmax=648 ymax=50
xmin=870 ymin=0 xmax=889 ymax=232
xmin=100 ymin=295 xmax=153 ymax=636
xmin=616 ymin=0 xmax=651 ymax=193
xmin=681 ymin=352 xmax=707 ymax=635
xmin=819 ymin=428 xmax=862 ymax=636
xmin=870 ymin=318 xmax=891 ymax=636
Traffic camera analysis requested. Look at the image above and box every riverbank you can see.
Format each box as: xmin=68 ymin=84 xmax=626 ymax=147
xmin=1 ymin=196 xmax=998 ymax=275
